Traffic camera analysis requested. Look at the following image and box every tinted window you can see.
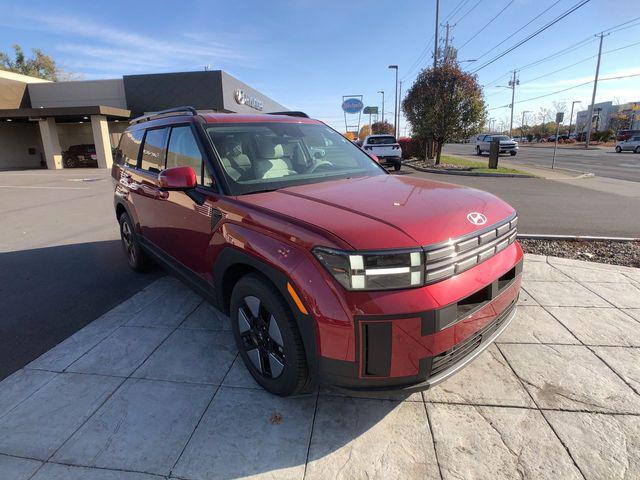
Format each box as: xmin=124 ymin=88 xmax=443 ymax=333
xmin=140 ymin=128 xmax=168 ymax=173
xmin=206 ymin=122 xmax=383 ymax=195
xmin=166 ymin=126 xmax=213 ymax=187
xmin=367 ymin=136 xmax=396 ymax=145
xmin=116 ymin=129 xmax=144 ymax=167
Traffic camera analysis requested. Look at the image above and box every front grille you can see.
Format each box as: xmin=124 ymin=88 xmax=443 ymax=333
xmin=429 ymin=301 xmax=515 ymax=377
xmin=423 ymin=215 xmax=517 ymax=283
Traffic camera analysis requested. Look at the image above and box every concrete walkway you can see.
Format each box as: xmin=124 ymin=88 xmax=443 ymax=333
xmin=1 ymin=255 xmax=639 ymax=479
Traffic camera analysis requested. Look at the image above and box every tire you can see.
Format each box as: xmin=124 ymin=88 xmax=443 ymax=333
xmin=230 ymin=274 xmax=308 ymax=396
xmin=476 ymin=146 xmax=482 ymax=156
xmin=615 ymin=146 xmax=622 ymax=153
xmin=510 ymin=151 xmax=517 ymax=156
xmin=393 ymin=162 xmax=401 ymax=171
xmin=64 ymin=157 xmax=78 ymax=168
xmin=635 ymin=146 xmax=640 ymax=154
xmin=118 ymin=212 xmax=147 ymax=271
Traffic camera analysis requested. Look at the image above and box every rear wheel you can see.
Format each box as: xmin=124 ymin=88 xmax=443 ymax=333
xmin=393 ymin=162 xmax=401 ymax=171
xmin=231 ymin=274 xmax=308 ymax=396
xmin=476 ymin=146 xmax=482 ymax=156
xmin=635 ymin=146 xmax=640 ymax=154
xmin=119 ymin=212 xmax=147 ymax=271
xmin=615 ymin=146 xmax=622 ymax=153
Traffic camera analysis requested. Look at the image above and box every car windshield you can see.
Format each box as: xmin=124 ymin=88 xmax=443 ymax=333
xmin=367 ymin=136 xmax=396 ymax=145
xmin=492 ymin=135 xmax=511 ymax=141
xmin=206 ymin=123 xmax=385 ymax=194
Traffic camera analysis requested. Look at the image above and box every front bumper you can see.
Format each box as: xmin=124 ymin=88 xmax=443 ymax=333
xmin=317 ymin=257 xmax=522 ymax=396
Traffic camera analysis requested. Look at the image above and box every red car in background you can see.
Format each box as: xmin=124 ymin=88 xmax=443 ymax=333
xmin=112 ymin=107 xmax=522 ymax=396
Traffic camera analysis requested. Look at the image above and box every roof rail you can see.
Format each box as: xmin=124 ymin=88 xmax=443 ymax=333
xmin=268 ymin=111 xmax=309 ymax=118
xmin=130 ymin=106 xmax=198 ymax=125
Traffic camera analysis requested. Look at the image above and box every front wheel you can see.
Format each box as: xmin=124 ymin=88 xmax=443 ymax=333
xmin=393 ymin=162 xmax=401 ymax=171
xmin=615 ymin=146 xmax=622 ymax=153
xmin=231 ymin=274 xmax=309 ymax=396
xmin=64 ymin=157 xmax=78 ymax=168
xmin=476 ymin=146 xmax=482 ymax=156
xmin=635 ymin=146 xmax=640 ymax=154
xmin=510 ymin=151 xmax=517 ymax=156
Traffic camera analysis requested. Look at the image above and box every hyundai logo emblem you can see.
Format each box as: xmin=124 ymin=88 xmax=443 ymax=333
xmin=467 ymin=212 xmax=487 ymax=225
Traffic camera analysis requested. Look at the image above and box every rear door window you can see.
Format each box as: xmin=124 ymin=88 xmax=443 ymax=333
xmin=140 ymin=128 xmax=168 ymax=173
xmin=116 ymin=129 xmax=144 ymax=168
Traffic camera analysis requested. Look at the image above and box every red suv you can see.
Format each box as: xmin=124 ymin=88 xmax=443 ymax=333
xmin=113 ymin=107 xmax=522 ymax=397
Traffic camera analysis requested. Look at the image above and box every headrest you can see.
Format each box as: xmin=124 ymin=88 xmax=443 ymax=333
xmin=256 ymin=137 xmax=283 ymax=159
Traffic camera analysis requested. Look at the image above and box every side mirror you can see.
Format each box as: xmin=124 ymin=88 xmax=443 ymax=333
xmin=158 ymin=166 xmax=197 ymax=190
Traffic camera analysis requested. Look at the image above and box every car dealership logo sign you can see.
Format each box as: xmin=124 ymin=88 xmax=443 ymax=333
xmin=234 ymin=89 xmax=263 ymax=111
xmin=341 ymin=98 xmax=364 ymax=114
xmin=467 ymin=212 xmax=487 ymax=225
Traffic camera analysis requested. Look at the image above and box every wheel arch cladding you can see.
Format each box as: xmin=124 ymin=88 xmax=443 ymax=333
xmin=213 ymin=247 xmax=319 ymax=376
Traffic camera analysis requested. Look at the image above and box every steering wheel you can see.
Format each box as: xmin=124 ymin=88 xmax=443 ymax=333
xmin=308 ymin=160 xmax=334 ymax=174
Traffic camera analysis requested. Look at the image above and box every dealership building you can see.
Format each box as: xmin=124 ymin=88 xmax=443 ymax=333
xmin=0 ymin=69 xmax=287 ymax=170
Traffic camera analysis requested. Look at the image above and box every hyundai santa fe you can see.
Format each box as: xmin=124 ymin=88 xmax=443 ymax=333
xmin=112 ymin=107 xmax=523 ymax=397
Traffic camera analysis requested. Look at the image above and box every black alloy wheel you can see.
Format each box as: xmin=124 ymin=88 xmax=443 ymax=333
xmin=237 ymin=295 xmax=286 ymax=379
xmin=119 ymin=213 xmax=146 ymax=271
xmin=230 ymin=274 xmax=309 ymax=396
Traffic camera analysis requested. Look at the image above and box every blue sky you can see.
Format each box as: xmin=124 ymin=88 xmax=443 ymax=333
xmin=1 ymin=0 xmax=638 ymax=132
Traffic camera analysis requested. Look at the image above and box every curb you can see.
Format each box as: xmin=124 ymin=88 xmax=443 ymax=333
xmin=403 ymin=162 xmax=534 ymax=178
xmin=518 ymin=234 xmax=639 ymax=242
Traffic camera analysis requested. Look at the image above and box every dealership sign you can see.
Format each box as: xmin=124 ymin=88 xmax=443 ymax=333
xmin=234 ymin=89 xmax=264 ymax=111
xmin=342 ymin=98 xmax=364 ymax=114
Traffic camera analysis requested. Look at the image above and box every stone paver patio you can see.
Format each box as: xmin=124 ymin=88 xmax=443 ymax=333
xmin=1 ymin=254 xmax=639 ymax=479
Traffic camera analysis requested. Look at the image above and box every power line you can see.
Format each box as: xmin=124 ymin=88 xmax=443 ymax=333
xmin=516 ymin=36 xmax=595 ymax=72
xmin=451 ymin=0 xmax=483 ymax=25
xmin=473 ymin=0 xmax=563 ymax=62
xmin=442 ymin=0 xmax=470 ymax=24
xmin=519 ymin=38 xmax=640 ymax=85
xmin=471 ymin=0 xmax=591 ymax=73
xmin=487 ymin=72 xmax=640 ymax=110
xmin=458 ymin=0 xmax=516 ymax=50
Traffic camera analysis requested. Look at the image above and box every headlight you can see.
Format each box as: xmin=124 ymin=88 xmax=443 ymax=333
xmin=312 ymin=247 xmax=423 ymax=291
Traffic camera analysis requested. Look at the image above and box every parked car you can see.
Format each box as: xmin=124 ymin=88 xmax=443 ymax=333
xmin=475 ymin=134 xmax=518 ymax=156
xmin=63 ymin=144 xmax=97 ymax=168
xmin=548 ymin=134 xmax=569 ymax=142
xmin=361 ymin=134 xmax=403 ymax=171
xmin=113 ymin=107 xmax=522 ymax=397
xmin=615 ymin=135 xmax=640 ymax=153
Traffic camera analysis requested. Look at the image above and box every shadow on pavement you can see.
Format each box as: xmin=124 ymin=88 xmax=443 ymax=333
xmin=0 ymin=240 xmax=161 ymax=380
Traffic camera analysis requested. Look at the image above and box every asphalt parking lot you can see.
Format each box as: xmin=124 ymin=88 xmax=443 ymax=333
xmin=1 ymin=254 xmax=639 ymax=479
xmin=0 ymin=170 xmax=160 ymax=380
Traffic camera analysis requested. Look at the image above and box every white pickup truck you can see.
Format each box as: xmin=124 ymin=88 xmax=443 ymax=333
xmin=362 ymin=134 xmax=403 ymax=171
xmin=475 ymin=134 xmax=518 ymax=156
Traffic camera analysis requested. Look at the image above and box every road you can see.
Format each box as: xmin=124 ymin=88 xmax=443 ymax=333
xmin=0 ymin=169 xmax=161 ymax=380
xmin=398 ymin=168 xmax=640 ymax=237
xmin=443 ymin=143 xmax=640 ymax=182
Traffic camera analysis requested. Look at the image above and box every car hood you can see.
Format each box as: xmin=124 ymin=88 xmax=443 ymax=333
xmin=239 ymin=175 xmax=516 ymax=250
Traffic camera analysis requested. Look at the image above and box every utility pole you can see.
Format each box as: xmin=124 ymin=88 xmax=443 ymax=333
xmin=568 ymin=100 xmax=581 ymax=137
xmin=585 ymin=33 xmax=607 ymax=149
xmin=378 ymin=90 xmax=385 ymax=126
xmin=508 ymin=70 xmax=519 ymax=137
xmin=433 ymin=0 xmax=439 ymax=68
xmin=398 ymin=80 xmax=403 ymax=138
xmin=443 ymin=22 xmax=455 ymax=63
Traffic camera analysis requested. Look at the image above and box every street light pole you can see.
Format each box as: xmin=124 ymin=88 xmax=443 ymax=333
xmin=521 ymin=110 xmax=531 ymax=140
xmin=398 ymin=80 xmax=403 ymax=138
xmin=388 ymin=65 xmax=399 ymax=138
xmin=568 ymin=100 xmax=581 ymax=137
xmin=433 ymin=0 xmax=439 ymax=68
xmin=585 ymin=33 xmax=607 ymax=149
xmin=508 ymin=70 xmax=519 ymax=137
xmin=378 ymin=90 xmax=385 ymax=126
